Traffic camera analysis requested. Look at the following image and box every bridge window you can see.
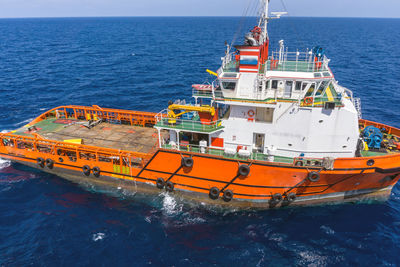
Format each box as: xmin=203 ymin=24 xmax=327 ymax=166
xmin=271 ymin=80 xmax=278 ymax=89
xmin=305 ymin=83 xmax=316 ymax=97
xmin=221 ymin=82 xmax=237 ymax=90
xmin=295 ymin=81 xmax=302 ymax=91
xmin=315 ymin=81 xmax=330 ymax=96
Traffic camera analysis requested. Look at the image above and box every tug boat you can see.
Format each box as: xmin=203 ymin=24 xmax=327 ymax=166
xmin=1 ymin=0 xmax=400 ymax=208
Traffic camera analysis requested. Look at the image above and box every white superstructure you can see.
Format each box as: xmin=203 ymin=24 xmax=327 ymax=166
xmin=156 ymin=0 xmax=361 ymax=161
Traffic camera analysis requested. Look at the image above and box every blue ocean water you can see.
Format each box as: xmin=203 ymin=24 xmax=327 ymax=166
xmin=0 ymin=17 xmax=400 ymax=266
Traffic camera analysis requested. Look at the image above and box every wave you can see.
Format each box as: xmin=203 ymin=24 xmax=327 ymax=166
xmin=0 ymin=158 xmax=11 ymax=169
xmin=14 ymin=118 xmax=35 ymax=127
xmin=92 ymin=233 xmax=106 ymax=242
xmin=161 ymin=192 xmax=183 ymax=216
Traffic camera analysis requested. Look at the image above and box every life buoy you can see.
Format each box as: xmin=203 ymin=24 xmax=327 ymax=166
xmin=248 ymin=110 xmax=255 ymax=117
xmin=45 ymin=158 xmax=54 ymax=169
xmin=93 ymin=166 xmax=101 ymax=177
xmin=209 ymin=187 xmax=220 ymax=200
xmin=304 ymin=97 xmax=313 ymax=105
xmin=223 ymin=190 xmax=234 ymax=202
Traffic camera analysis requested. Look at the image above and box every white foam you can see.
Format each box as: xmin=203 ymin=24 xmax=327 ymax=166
xmin=0 ymin=158 xmax=11 ymax=169
xmin=92 ymin=233 xmax=105 ymax=242
xmin=15 ymin=118 xmax=35 ymax=127
xmin=320 ymin=225 xmax=335 ymax=235
xmin=1 ymin=130 xmax=11 ymax=133
xmin=131 ymin=53 xmax=136 ymax=56
xmin=161 ymin=192 xmax=182 ymax=216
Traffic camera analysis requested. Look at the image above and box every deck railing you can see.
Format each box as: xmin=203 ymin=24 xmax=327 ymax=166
xmin=192 ymin=87 xmax=224 ymax=99
xmin=161 ymin=143 xmax=294 ymax=164
xmin=155 ymin=115 xmax=224 ymax=133
xmin=0 ymin=133 xmax=153 ymax=170
xmin=31 ymin=105 xmax=158 ymax=127
xmin=266 ymin=51 xmax=330 ymax=73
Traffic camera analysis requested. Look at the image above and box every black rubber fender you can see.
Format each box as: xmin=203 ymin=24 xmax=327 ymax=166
xmin=209 ymin=187 xmax=220 ymax=200
xmin=82 ymin=165 xmax=91 ymax=176
xmin=156 ymin=178 xmax=165 ymax=189
xmin=37 ymin=157 xmax=45 ymax=168
xmin=272 ymin=193 xmax=283 ymax=203
xmin=238 ymin=164 xmax=250 ymax=177
xmin=45 ymin=158 xmax=54 ymax=169
xmin=295 ymin=161 xmax=304 ymax=167
xmin=165 ymin=181 xmax=174 ymax=192
xmin=223 ymin=190 xmax=234 ymax=202
xmin=308 ymin=171 xmax=320 ymax=182
xmin=93 ymin=166 xmax=101 ymax=177
xmin=181 ymin=157 xmax=194 ymax=168
xmin=286 ymin=192 xmax=296 ymax=202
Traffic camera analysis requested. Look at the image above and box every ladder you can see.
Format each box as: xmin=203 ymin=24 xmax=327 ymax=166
xmin=255 ymin=74 xmax=265 ymax=99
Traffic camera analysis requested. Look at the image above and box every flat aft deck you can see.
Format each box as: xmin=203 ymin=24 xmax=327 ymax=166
xmin=15 ymin=118 xmax=162 ymax=153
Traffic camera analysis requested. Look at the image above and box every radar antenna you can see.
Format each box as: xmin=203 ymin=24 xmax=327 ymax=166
xmin=259 ymin=0 xmax=288 ymax=42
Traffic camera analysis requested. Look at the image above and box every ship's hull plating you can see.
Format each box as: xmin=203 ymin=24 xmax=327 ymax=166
xmin=1 ymin=148 xmax=399 ymax=209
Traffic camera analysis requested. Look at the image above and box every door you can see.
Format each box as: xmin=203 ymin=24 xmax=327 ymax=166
xmin=284 ymin=81 xmax=293 ymax=98
xmin=253 ymin=133 xmax=265 ymax=153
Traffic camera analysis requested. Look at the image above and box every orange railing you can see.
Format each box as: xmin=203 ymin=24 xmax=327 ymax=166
xmin=360 ymin=119 xmax=400 ymax=136
xmin=0 ymin=105 xmax=162 ymax=173
xmin=30 ymin=105 xmax=159 ymax=127
xmin=0 ymin=133 xmax=153 ymax=170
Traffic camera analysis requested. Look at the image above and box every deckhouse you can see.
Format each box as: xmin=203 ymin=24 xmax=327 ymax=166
xmin=155 ymin=4 xmax=362 ymax=163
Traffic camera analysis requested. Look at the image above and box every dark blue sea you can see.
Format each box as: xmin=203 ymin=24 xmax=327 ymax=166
xmin=0 ymin=17 xmax=400 ymax=266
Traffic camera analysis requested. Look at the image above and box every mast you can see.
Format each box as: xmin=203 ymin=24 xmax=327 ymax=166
xmin=263 ymin=0 xmax=270 ymax=42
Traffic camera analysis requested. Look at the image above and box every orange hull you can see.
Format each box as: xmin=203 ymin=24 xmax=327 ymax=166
xmin=1 ymin=107 xmax=400 ymax=209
